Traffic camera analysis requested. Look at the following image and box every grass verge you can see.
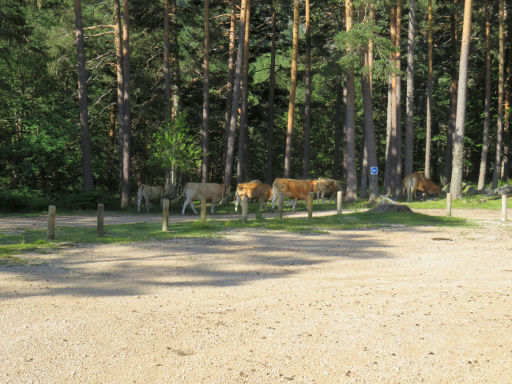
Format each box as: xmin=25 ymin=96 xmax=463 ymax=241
xmin=0 ymin=210 xmax=468 ymax=266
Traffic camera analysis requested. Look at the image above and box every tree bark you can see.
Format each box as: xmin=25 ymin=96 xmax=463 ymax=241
xmin=284 ymin=0 xmax=300 ymax=178
xmin=492 ymin=0 xmax=505 ymax=188
xmin=450 ymin=0 xmax=472 ymax=199
xmin=478 ymin=0 xmax=491 ymax=190
xmin=163 ymin=0 xmax=171 ymax=122
xmin=344 ymin=0 xmax=357 ymax=201
xmin=120 ymin=0 xmax=131 ymax=208
xmin=405 ymin=0 xmax=415 ymax=177
xmin=223 ymin=0 xmax=237 ymax=167
xmin=360 ymin=3 xmax=378 ymax=201
xmin=265 ymin=0 xmax=277 ymax=184
xmin=237 ymin=0 xmax=251 ymax=183
xmin=224 ymin=0 xmax=247 ymax=185
xmin=425 ymin=0 xmax=433 ymax=179
xmin=443 ymin=0 xmax=459 ymax=185
xmin=169 ymin=0 xmax=180 ymax=119
xmin=201 ymin=0 xmax=210 ymax=182
xmin=302 ymin=0 xmax=311 ymax=177
xmin=333 ymin=75 xmax=343 ymax=180
xmin=503 ymin=39 xmax=511 ymax=179
xmin=74 ymin=0 xmax=94 ymax=192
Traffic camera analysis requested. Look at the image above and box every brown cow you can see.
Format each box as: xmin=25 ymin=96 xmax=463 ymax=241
xmin=271 ymin=178 xmax=319 ymax=212
xmin=401 ymin=171 xmax=425 ymax=202
xmin=316 ymin=177 xmax=342 ymax=204
xmin=235 ymin=180 xmax=273 ymax=212
xmin=173 ymin=182 xmax=231 ymax=215
xmin=137 ymin=184 xmax=165 ymax=212
xmin=417 ymin=178 xmax=442 ymax=199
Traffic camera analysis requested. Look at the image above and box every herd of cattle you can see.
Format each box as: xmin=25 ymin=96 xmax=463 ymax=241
xmin=136 ymin=172 xmax=443 ymax=214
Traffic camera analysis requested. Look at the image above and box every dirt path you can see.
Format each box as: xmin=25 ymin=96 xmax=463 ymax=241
xmin=1 ymin=211 xmax=511 ymax=383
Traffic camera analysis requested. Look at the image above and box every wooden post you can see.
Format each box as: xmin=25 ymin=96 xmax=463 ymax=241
xmin=502 ymin=194 xmax=507 ymax=221
xmin=241 ymin=196 xmax=249 ymax=223
xmin=278 ymin=194 xmax=284 ymax=219
xmin=201 ymin=197 xmax=207 ymax=223
xmin=337 ymin=191 xmax=342 ymax=215
xmin=47 ymin=205 xmax=56 ymax=240
xmin=97 ymin=203 xmax=104 ymax=237
xmin=446 ymin=192 xmax=452 ymax=217
xmin=307 ymin=192 xmax=314 ymax=221
xmin=162 ymin=198 xmax=169 ymax=231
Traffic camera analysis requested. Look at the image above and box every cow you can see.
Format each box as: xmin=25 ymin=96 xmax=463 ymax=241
xmin=137 ymin=184 xmax=165 ymax=212
xmin=401 ymin=171 xmax=425 ymax=202
xmin=271 ymin=178 xmax=319 ymax=212
xmin=417 ymin=178 xmax=442 ymax=199
xmin=316 ymin=177 xmax=342 ymax=204
xmin=173 ymin=182 xmax=231 ymax=215
xmin=234 ymin=180 xmax=273 ymax=212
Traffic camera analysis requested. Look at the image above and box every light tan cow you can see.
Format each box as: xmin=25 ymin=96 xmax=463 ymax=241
xmin=234 ymin=180 xmax=273 ymax=212
xmin=271 ymin=178 xmax=319 ymax=212
xmin=137 ymin=184 xmax=165 ymax=212
xmin=316 ymin=177 xmax=342 ymax=204
xmin=401 ymin=171 xmax=425 ymax=202
xmin=174 ymin=182 xmax=231 ymax=215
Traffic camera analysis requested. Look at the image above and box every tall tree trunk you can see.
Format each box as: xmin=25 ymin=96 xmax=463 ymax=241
xmin=503 ymin=40 xmax=511 ymax=179
xmin=478 ymin=0 xmax=491 ymax=190
xmin=450 ymin=0 xmax=472 ymax=199
xmin=163 ymin=0 xmax=171 ymax=122
xmin=443 ymin=0 xmax=459 ymax=185
xmin=360 ymin=3 xmax=378 ymax=201
xmin=223 ymin=0 xmax=237 ymax=167
xmin=425 ymin=0 xmax=433 ymax=179
xmin=224 ymin=0 xmax=247 ymax=185
xmin=405 ymin=0 xmax=415 ymax=177
xmin=114 ymin=0 xmax=126 ymax=206
xmin=169 ymin=0 xmax=180 ymax=119
xmin=265 ymin=0 xmax=277 ymax=184
xmin=395 ymin=1 xmax=402 ymax=191
xmin=120 ymin=0 xmax=131 ymax=208
xmin=201 ymin=0 xmax=210 ymax=182
xmin=344 ymin=0 xmax=357 ymax=201
xmin=333 ymin=75 xmax=343 ymax=180
xmin=387 ymin=3 xmax=401 ymax=197
xmin=283 ymin=0 xmax=300 ymax=178
xmin=302 ymin=0 xmax=311 ymax=177
xmin=492 ymin=0 xmax=505 ymax=189
xmin=237 ymin=0 xmax=251 ymax=183
xmin=384 ymin=75 xmax=392 ymax=193
xmin=74 ymin=0 xmax=94 ymax=192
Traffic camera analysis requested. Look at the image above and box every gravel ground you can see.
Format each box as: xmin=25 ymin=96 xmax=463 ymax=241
xmin=0 ymin=210 xmax=511 ymax=383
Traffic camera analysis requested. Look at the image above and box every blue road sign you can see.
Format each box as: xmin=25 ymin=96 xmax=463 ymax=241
xmin=370 ymin=167 xmax=378 ymax=175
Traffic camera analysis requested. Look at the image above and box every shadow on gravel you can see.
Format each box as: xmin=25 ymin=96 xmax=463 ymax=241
xmin=0 ymin=229 xmax=398 ymax=300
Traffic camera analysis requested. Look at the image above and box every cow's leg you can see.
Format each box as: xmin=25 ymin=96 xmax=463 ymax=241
xmin=181 ymin=198 xmax=190 ymax=215
xmin=292 ymin=198 xmax=298 ymax=212
xmin=137 ymin=196 xmax=141 ymax=212
xmin=189 ymin=201 xmax=198 ymax=215
xmin=210 ymin=201 xmax=215 ymax=215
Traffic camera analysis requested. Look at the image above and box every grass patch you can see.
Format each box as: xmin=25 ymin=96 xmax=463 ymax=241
xmin=0 ymin=209 xmax=469 ymax=265
xmin=405 ymin=194 xmax=511 ymax=210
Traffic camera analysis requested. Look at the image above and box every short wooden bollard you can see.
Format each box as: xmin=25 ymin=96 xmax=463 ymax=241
xmin=502 ymin=194 xmax=508 ymax=221
xmin=47 ymin=205 xmax=56 ymax=240
xmin=307 ymin=192 xmax=314 ymax=221
xmin=446 ymin=193 xmax=452 ymax=217
xmin=162 ymin=198 xmax=169 ymax=231
xmin=241 ymin=196 xmax=249 ymax=223
xmin=337 ymin=191 xmax=343 ymax=215
xmin=201 ymin=197 xmax=207 ymax=223
xmin=278 ymin=194 xmax=284 ymax=219
xmin=97 ymin=203 xmax=104 ymax=237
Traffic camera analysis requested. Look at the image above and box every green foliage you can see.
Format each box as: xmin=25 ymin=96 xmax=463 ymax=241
xmin=149 ymin=113 xmax=202 ymax=175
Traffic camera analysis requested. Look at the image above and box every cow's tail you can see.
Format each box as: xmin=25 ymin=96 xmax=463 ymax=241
xmin=171 ymin=183 xmax=188 ymax=205
xmin=271 ymin=181 xmax=280 ymax=209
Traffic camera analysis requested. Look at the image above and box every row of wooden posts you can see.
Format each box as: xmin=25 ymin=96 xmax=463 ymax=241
xmin=47 ymin=192 xmax=508 ymax=240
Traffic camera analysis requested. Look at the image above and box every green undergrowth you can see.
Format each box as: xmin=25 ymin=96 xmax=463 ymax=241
xmin=0 ymin=210 xmax=468 ymax=266
xmin=404 ymin=194 xmax=511 ymax=210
